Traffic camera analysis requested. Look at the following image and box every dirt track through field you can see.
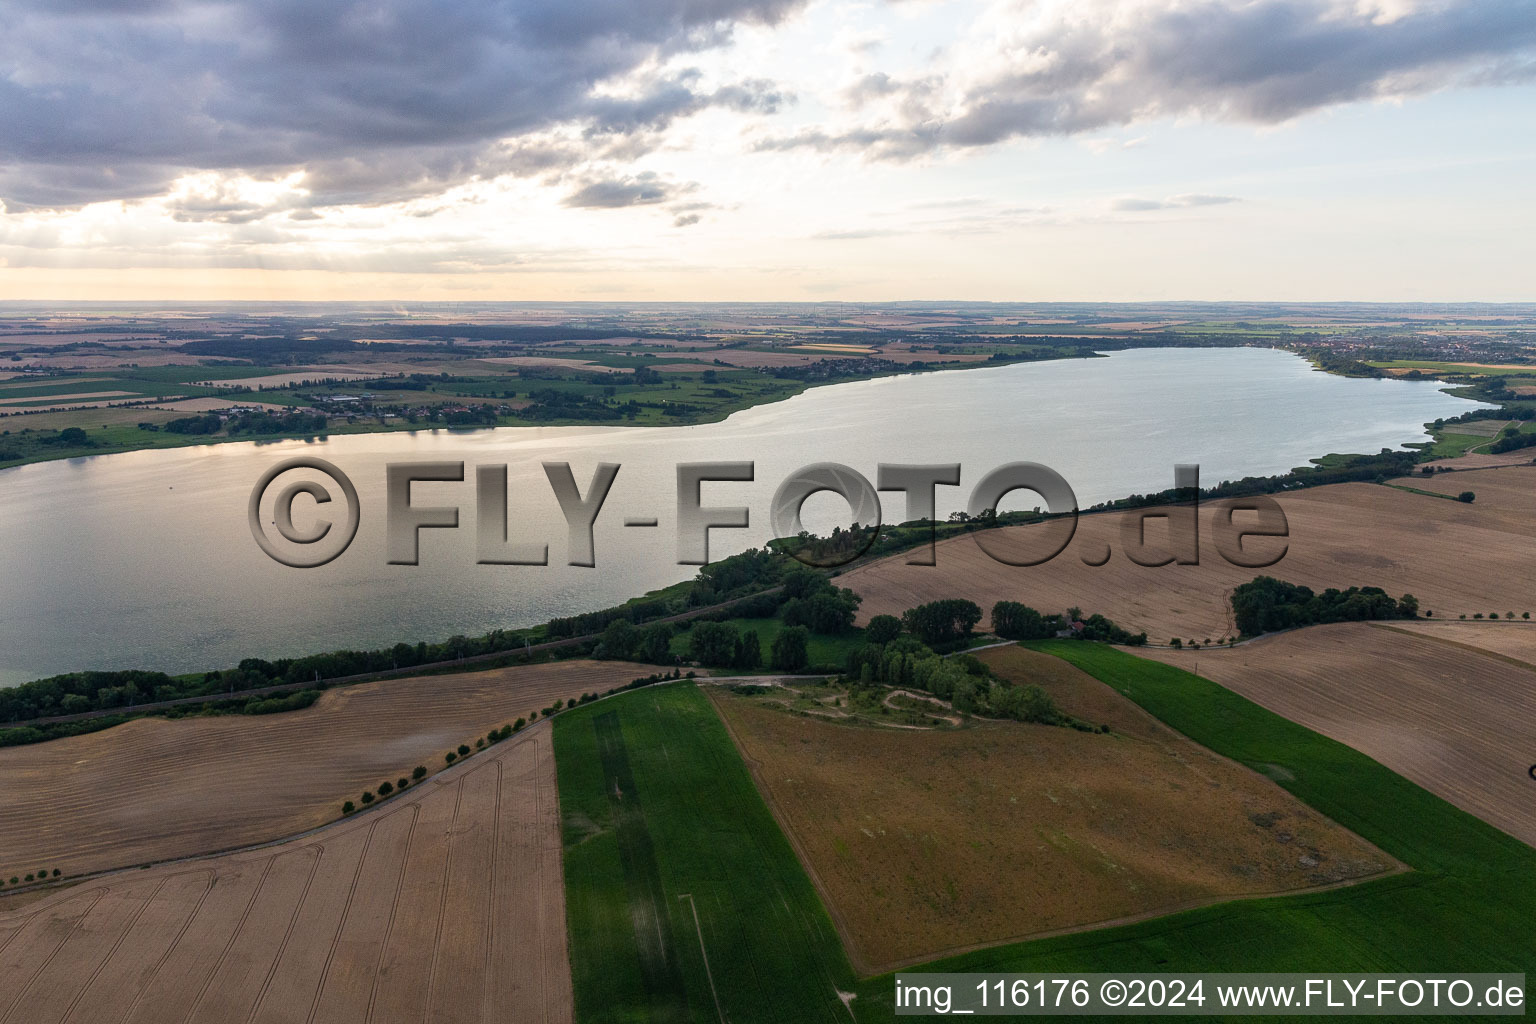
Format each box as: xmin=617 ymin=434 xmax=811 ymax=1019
xmin=1134 ymin=622 xmax=1536 ymax=848
xmin=843 ymin=478 xmax=1536 ymax=643
xmin=0 ymin=723 xmax=572 ymax=1024
xmin=0 ymin=659 xmax=666 ymax=879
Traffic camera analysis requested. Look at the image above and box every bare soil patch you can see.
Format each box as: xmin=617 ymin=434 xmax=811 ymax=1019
xmin=0 ymin=722 xmax=573 ymax=1024
xmin=1134 ymin=622 xmax=1536 ymax=848
xmin=0 ymin=659 xmax=668 ymax=879
xmin=711 ymin=646 xmax=1395 ymax=972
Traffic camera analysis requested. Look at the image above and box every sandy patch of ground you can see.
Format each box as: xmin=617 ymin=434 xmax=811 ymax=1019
xmin=711 ymin=646 xmax=1395 ymax=972
xmin=1135 ymin=622 xmax=1536 ymax=848
xmin=0 ymin=659 xmax=669 ymax=879
xmin=0 ymin=722 xmax=572 ymax=1024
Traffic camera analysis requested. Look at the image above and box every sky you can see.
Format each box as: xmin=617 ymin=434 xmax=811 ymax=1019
xmin=1 ymin=0 xmax=1534 ymax=302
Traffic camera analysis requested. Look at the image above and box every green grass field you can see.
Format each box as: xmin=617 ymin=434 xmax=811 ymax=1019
xmin=554 ymin=682 xmax=858 ymax=1023
xmin=844 ymin=642 xmax=1536 ymax=1018
xmin=560 ymin=639 xmax=1535 ymax=1022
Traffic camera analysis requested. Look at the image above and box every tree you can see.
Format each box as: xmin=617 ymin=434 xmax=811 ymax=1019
xmin=57 ymin=426 xmax=91 ymax=446
xmin=378 ymin=781 xmax=394 ymax=796
xmin=771 ymin=626 xmax=810 ymax=671
xmin=361 ymin=791 xmax=375 ymax=805
xmin=342 ymin=800 xmax=356 ymax=814
xmin=733 ymin=630 xmax=762 ymax=669
xmin=689 ymin=620 xmax=739 ymax=667
xmin=1458 ymin=491 xmax=1476 ymax=503
xmin=865 ymin=614 xmax=902 ymax=645
xmin=445 ymin=751 xmax=457 ymax=763
xmin=991 ymin=601 xmax=1058 ymax=641
xmin=901 ymin=599 xmax=983 ymax=646
xmin=637 ymin=622 xmax=675 ymax=663
xmin=397 ymin=778 xmax=409 ymax=790
xmin=599 ymin=618 xmax=637 ymax=659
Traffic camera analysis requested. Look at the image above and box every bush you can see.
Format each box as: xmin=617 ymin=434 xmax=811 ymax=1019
xmin=771 ymin=625 xmax=810 ymax=672
xmin=865 ymin=614 xmax=902 ymax=645
xmin=1231 ymin=575 xmax=1412 ymax=636
xmin=689 ymin=620 xmax=740 ymax=667
xmin=992 ymin=601 xmax=1060 ymax=641
xmin=901 ymin=599 xmax=982 ymax=645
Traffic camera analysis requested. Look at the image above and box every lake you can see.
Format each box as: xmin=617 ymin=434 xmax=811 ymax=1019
xmin=0 ymin=348 xmax=1486 ymax=685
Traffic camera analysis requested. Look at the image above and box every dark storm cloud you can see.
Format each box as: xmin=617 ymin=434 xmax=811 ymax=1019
xmin=761 ymin=0 xmax=1536 ymax=157
xmin=0 ymin=0 xmax=804 ymax=209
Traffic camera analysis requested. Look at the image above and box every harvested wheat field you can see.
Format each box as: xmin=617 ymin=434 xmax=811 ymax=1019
xmin=1383 ymin=619 xmax=1536 ymax=666
xmin=0 ymin=722 xmax=572 ymax=1024
xmin=1388 ymin=463 xmax=1536 ymax=508
xmin=1424 ymin=449 xmax=1536 ymax=470
xmin=1135 ymin=622 xmax=1536 ymax=848
xmin=0 ymin=659 xmax=670 ymax=880
xmin=710 ymin=646 xmax=1395 ymax=973
xmin=845 ymin=481 xmax=1536 ymax=643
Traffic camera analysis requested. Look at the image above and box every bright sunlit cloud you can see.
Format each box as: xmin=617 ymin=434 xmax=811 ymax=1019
xmin=1 ymin=0 xmax=1533 ymax=300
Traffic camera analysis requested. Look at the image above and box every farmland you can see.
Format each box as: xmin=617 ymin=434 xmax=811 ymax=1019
xmin=842 ymin=478 xmax=1536 ymax=643
xmin=0 ymin=659 xmax=668 ymax=880
xmin=1131 ymin=622 xmax=1536 ymax=847
xmin=710 ymin=645 xmax=1394 ymax=973
xmin=844 ymin=643 xmax=1536 ymax=1019
xmin=0 ymin=720 xmax=572 ymax=1024
xmin=554 ymin=682 xmax=858 ymax=1023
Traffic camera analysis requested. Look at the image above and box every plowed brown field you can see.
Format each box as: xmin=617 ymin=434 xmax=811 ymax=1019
xmin=1388 ymin=464 xmax=1536 ymax=508
xmin=711 ymin=646 xmax=1396 ymax=972
xmin=0 ymin=722 xmax=572 ymax=1024
xmin=1383 ymin=619 xmax=1536 ymax=666
xmin=0 ymin=659 xmax=669 ymax=880
xmin=844 ymin=481 xmax=1536 ymax=643
xmin=1134 ymin=622 xmax=1536 ymax=847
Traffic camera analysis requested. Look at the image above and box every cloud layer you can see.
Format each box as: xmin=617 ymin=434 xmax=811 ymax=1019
xmin=762 ymin=0 xmax=1536 ymax=158
xmin=0 ymin=0 xmax=801 ymax=209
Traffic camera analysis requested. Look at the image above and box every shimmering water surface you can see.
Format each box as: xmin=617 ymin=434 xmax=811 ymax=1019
xmin=0 ymin=348 xmax=1485 ymax=684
